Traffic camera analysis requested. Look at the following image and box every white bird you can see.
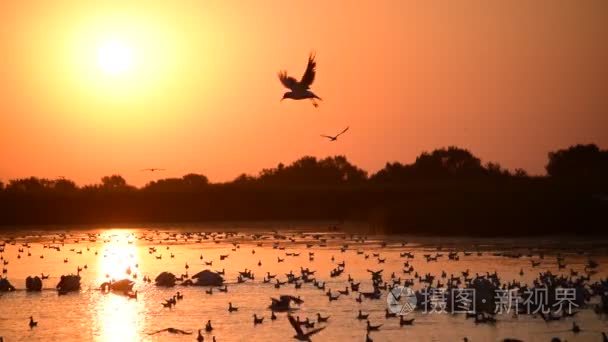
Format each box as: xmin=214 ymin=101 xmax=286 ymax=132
xmin=321 ymin=127 xmax=349 ymax=141
xmin=279 ymin=53 xmax=322 ymax=107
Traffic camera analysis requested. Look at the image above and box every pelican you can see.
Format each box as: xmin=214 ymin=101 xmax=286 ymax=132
xmin=279 ymin=53 xmax=322 ymax=107
xmin=288 ymin=314 xmax=325 ymax=341
xmin=321 ymin=127 xmax=349 ymax=142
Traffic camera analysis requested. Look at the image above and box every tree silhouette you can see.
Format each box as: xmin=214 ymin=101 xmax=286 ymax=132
xmin=100 ymin=175 xmax=134 ymax=191
xmin=372 ymin=147 xmax=488 ymax=182
xmin=144 ymin=173 xmax=209 ymax=192
xmin=546 ymin=144 xmax=608 ymax=179
xmin=257 ymin=155 xmax=367 ymax=186
xmin=0 ymin=145 xmax=606 ymax=235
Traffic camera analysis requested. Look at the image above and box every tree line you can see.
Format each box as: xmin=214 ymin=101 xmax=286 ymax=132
xmin=1 ymin=144 xmax=606 ymax=235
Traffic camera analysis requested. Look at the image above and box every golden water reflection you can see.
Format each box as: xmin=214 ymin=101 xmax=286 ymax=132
xmin=96 ymin=230 xmax=143 ymax=341
xmin=97 ymin=230 xmax=138 ymax=281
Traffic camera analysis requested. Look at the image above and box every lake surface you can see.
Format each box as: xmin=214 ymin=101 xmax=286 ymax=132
xmin=1 ymin=223 xmax=607 ymax=341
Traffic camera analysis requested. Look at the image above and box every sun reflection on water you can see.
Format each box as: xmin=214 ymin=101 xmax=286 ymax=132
xmin=97 ymin=293 xmax=142 ymax=341
xmin=97 ymin=230 xmax=138 ymax=281
xmin=95 ymin=229 xmax=143 ymax=341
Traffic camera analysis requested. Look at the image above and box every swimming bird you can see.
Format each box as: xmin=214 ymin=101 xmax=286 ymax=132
xmin=357 ymin=310 xmax=369 ymax=320
xmin=321 ymin=127 xmax=349 ymax=142
xmin=197 ymin=329 xmax=204 ymax=342
xmin=385 ymin=309 xmax=397 ymax=318
xmin=29 ymin=316 xmax=38 ymax=328
xmin=205 ymin=320 xmax=213 ymax=332
xmin=366 ymin=320 xmax=382 ymax=331
xmin=228 ymin=302 xmax=238 ymax=312
xmin=287 ymin=314 xmax=325 ymax=341
xmin=399 ymin=316 xmax=415 ymax=326
xmin=253 ymin=314 xmax=264 ymax=325
xmin=356 ymin=293 xmax=363 ymax=303
xmin=269 ymin=295 xmax=303 ymax=311
xmin=316 ymin=313 xmax=329 ymax=322
xmin=278 ymin=53 xmax=322 ymax=107
xmin=572 ymin=322 xmax=580 ymax=333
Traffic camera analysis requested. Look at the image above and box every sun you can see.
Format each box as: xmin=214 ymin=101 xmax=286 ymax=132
xmin=97 ymin=39 xmax=134 ymax=75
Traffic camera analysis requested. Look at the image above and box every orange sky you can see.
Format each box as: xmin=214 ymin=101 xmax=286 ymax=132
xmin=1 ymin=1 xmax=607 ymax=185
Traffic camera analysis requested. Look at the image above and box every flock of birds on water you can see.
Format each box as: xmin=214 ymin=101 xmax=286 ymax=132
xmin=1 ymin=228 xmax=608 ymax=342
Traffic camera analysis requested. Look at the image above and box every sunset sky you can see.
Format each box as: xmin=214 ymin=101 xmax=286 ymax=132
xmin=1 ymin=1 xmax=607 ymax=186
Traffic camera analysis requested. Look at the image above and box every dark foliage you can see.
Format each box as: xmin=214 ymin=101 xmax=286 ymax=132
xmin=0 ymin=147 xmax=606 ymax=236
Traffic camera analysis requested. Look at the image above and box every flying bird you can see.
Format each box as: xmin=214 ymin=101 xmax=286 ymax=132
xmin=279 ymin=53 xmax=322 ymax=107
xmin=321 ymin=127 xmax=349 ymax=141
xmin=288 ymin=314 xmax=325 ymax=341
xmin=141 ymin=168 xmax=166 ymax=172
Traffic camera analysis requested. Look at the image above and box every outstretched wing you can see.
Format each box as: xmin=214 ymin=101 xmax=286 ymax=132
xmin=288 ymin=314 xmax=304 ymax=335
xmin=337 ymin=126 xmax=349 ymax=137
xmin=300 ymin=53 xmax=316 ymax=89
xmin=147 ymin=329 xmax=169 ymax=335
xmin=320 ymin=135 xmax=334 ymax=140
xmin=278 ymin=71 xmax=298 ymax=90
xmin=305 ymin=326 xmax=326 ymax=337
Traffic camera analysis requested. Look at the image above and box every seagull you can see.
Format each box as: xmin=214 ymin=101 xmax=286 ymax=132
xmin=141 ymin=168 xmax=165 ymax=172
xmin=279 ymin=53 xmax=322 ymax=107
xmin=147 ymin=328 xmax=192 ymax=335
xmin=321 ymin=127 xmax=349 ymax=142
xmin=288 ymin=314 xmax=325 ymax=341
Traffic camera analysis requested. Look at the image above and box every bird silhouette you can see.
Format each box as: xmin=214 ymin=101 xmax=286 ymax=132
xmin=288 ymin=314 xmax=325 ymax=341
xmin=279 ymin=53 xmax=322 ymax=107
xmin=141 ymin=168 xmax=165 ymax=172
xmin=321 ymin=127 xmax=349 ymax=141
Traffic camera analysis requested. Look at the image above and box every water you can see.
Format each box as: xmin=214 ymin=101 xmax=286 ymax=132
xmin=1 ymin=223 xmax=607 ymax=341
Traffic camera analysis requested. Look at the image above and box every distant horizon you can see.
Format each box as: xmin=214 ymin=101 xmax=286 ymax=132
xmin=1 ymin=142 xmax=605 ymax=187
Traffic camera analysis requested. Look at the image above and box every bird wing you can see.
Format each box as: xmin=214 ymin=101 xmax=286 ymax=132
xmin=290 ymin=295 xmax=304 ymax=304
xmin=305 ymin=326 xmax=326 ymax=337
xmin=300 ymin=53 xmax=317 ymax=89
xmin=320 ymin=135 xmax=334 ymax=139
xmin=288 ymin=314 xmax=305 ymax=335
xmin=337 ymin=126 xmax=350 ymax=136
xmin=278 ymin=71 xmax=298 ymax=90
xmin=148 ymin=329 xmax=168 ymax=335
